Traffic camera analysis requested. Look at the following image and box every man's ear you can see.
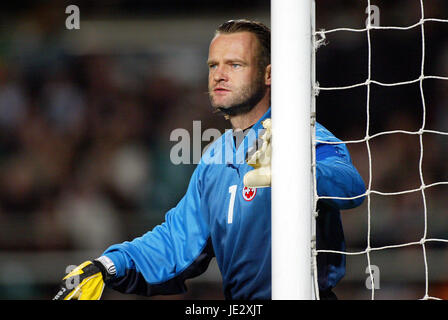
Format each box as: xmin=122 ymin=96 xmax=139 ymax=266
xmin=264 ymin=64 xmax=271 ymax=86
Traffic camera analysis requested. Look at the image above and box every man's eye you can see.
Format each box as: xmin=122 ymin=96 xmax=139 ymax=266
xmin=232 ymin=64 xmax=241 ymax=68
xmin=209 ymin=64 xmax=217 ymax=69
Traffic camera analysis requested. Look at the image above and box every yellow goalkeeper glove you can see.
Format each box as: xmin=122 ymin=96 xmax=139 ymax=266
xmin=244 ymin=118 xmax=272 ymax=188
xmin=53 ymin=256 xmax=116 ymax=300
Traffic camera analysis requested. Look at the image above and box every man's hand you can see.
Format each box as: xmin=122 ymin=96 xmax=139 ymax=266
xmin=53 ymin=257 xmax=115 ymax=300
xmin=244 ymin=118 xmax=271 ymax=188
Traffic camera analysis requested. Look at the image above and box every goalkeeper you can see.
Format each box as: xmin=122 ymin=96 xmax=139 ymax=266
xmin=54 ymin=19 xmax=366 ymax=300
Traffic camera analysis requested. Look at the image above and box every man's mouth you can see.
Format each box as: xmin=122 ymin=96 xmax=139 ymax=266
xmin=214 ymin=87 xmax=230 ymax=93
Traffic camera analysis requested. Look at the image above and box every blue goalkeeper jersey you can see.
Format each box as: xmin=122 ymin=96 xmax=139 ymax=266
xmin=102 ymin=108 xmax=366 ymax=300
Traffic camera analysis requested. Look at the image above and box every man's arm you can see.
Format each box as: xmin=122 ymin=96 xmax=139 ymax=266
xmin=101 ymin=164 xmax=214 ymax=297
xmin=315 ymin=143 xmax=366 ymax=210
xmin=54 ymin=164 xmax=214 ymax=299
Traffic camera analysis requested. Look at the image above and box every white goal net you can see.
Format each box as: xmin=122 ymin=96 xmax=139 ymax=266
xmin=312 ymin=0 xmax=448 ymax=300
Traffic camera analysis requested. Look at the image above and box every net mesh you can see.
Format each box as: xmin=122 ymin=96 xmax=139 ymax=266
xmin=312 ymin=0 xmax=448 ymax=300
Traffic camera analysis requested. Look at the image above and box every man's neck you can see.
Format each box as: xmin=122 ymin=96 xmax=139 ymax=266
xmin=229 ymin=97 xmax=270 ymax=131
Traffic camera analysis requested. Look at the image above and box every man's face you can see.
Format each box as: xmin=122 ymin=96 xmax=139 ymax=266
xmin=207 ymin=32 xmax=268 ymax=114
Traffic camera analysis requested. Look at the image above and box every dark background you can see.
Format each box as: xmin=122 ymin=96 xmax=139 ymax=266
xmin=0 ymin=0 xmax=447 ymax=300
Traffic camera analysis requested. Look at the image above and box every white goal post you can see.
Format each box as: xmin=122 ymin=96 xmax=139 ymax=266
xmin=272 ymin=0 xmax=448 ymax=300
xmin=271 ymin=0 xmax=315 ymax=300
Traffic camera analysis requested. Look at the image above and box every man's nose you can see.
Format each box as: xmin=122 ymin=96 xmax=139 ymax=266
xmin=213 ymin=65 xmax=228 ymax=82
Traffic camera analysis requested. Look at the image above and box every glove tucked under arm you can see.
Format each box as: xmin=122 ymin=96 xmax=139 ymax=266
xmin=53 ymin=256 xmax=116 ymax=300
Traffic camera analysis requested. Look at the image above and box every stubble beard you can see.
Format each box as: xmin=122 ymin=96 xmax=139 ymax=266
xmin=209 ymin=74 xmax=267 ymax=117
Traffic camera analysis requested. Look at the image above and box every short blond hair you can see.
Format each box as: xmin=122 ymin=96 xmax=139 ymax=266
xmin=215 ymin=19 xmax=270 ymax=71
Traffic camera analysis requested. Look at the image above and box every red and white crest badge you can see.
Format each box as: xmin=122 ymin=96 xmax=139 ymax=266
xmin=242 ymin=187 xmax=257 ymax=201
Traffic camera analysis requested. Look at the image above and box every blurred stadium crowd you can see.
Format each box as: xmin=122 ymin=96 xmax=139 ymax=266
xmin=0 ymin=0 xmax=245 ymax=299
xmin=0 ymin=0 xmax=448 ymax=300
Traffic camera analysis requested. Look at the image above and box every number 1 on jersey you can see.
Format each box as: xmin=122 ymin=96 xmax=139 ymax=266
xmin=227 ymin=185 xmax=237 ymax=224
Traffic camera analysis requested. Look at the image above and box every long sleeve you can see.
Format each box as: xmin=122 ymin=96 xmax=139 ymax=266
xmin=315 ymin=124 xmax=366 ymax=210
xmin=102 ymin=164 xmax=214 ymax=296
xmin=314 ymin=123 xmax=366 ymax=291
